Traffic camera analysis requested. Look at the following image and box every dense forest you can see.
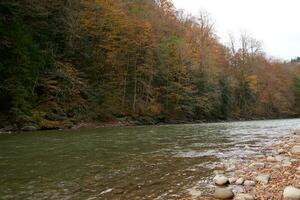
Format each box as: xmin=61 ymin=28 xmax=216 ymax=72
xmin=1 ymin=0 xmax=300 ymax=130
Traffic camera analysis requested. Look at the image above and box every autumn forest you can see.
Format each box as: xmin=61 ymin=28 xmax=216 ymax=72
xmin=1 ymin=0 xmax=300 ymax=130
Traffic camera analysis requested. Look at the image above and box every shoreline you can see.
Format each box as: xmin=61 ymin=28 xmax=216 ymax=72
xmin=197 ymin=130 xmax=300 ymax=200
xmin=0 ymin=116 xmax=298 ymax=134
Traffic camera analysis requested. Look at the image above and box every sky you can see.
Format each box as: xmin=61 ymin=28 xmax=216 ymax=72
xmin=173 ymin=0 xmax=300 ymax=60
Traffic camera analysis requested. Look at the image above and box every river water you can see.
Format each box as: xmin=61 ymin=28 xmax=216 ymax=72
xmin=0 ymin=119 xmax=300 ymax=200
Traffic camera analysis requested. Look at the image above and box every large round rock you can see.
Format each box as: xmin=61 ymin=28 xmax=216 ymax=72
xmin=291 ymin=146 xmax=300 ymax=154
xmin=213 ymin=188 xmax=234 ymax=199
xmin=213 ymin=175 xmax=229 ymax=186
xmin=283 ymin=186 xmax=300 ymax=200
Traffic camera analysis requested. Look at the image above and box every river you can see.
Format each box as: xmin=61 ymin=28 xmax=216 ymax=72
xmin=0 ymin=119 xmax=300 ymax=200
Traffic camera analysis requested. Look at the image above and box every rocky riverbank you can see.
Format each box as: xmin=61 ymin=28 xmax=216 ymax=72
xmin=192 ymin=130 xmax=300 ymax=200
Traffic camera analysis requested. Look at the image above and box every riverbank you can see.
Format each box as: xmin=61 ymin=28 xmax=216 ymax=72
xmin=0 ymin=116 xmax=297 ymax=134
xmin=195 ymin=130 xmax=300 ymax=200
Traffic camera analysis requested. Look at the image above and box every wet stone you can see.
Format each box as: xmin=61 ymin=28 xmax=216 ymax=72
xmin=213 ymin=188 xmax=234 ymax=199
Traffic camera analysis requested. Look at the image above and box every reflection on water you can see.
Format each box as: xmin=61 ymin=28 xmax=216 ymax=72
xmin=0 ymin=119 xmax=299 ymax=199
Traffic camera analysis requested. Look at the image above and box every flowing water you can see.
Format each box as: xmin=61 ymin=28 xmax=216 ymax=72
xmin=1 ymin=119 xmax=300 ymax=200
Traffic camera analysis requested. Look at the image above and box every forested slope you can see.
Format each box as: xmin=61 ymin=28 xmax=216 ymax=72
xmin=1 ymin=0 xmax=300 ymax=130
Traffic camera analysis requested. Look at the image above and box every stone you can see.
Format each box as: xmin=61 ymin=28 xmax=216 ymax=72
xmin=294 ymin=130 xmax=300 ymax=135
xmin=187 ymin=188 xmax=202 ymax=199
xmin=232 ymin=185 xmax=245 ymax=193
xmin=291 ymin=146 xmax=300 ymax=154
xmin=267 ymin=156 xmax=276 ymax=162
xmin=234 ymin=193 xmax=255 ymax=200
xmin=272 ymin=164 xmax=281 ymax=170
xmin=285 ymin=171 xmax=292 ymax=176
xmin=214 ymin=170 xmax=225 ymax=175
xmin=213 ymin=175 xmax=229 ymax=186
xmin=94 ymin=174 xmax=101 ymax=181
xmin=213 ymin=188 xmax=234 ymax=199
xmin=21 ymin=125 xmax=38 ymax=132
xmin=278 ymin=149 xmax=285 ymax=154
xmin=244 ymin=180 xmax=256 ymax=187
xmin=255 ymin=174 xmax=270 ymax=184
xmin=236 ymin=178 xmax=244 ymax=185
xmin=283 ymin=186 xmax=300 ymax=200
xmin=249 ymin=162 xmax=265 ymax=169
xmin=297 ymin=166 xmax=300 ymax=171
xmin=282 ymin=161 xmax=292 ymax=167
xmin=275 ymin=155 xmax=285 ymax=162
xmin=229 ymin=177 xmax=236 ymax=184
xmin=254 ymin=155 xmax=265 ymax=159
xmin=226 ymin=165 xmax=237 ymax=172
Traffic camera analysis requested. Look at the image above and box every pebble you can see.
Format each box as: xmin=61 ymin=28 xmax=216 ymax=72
xmin=213 ymin=187 xmax=234 ymax=199
xmin=248 ymin=162 xmax=265 ymax=169
xmin=278 ymin=148 xmax=285 ymax=154
xmin=294 ymin=130 xmax=300 ymax=135
xmin=94 ymin=174 xmax=101 ymax=181
xmin=244 ymin=180 xmax=256 ymax=187
xmin=283 ymin=186 xmax=300 ymax=200
xmin=213 ymin=175 xmax=229 ymax=186
xmin=272 ymin=164 xmax=281 ymax=169
xmin=254 ymin=155 xmax=265 ymax=159
xmin=236 ymin=178 xmax=244 ymax=185
xmin=267 ymin=156 xmax=276 ymax=162
xmin=234 ymin=193 xmax=255 ymax=200
xmin=187 ymin=188 xmax=202 ymax=199
xmin=226 ymin=165 xmax=237 ymax=172
xmin=214 ymin=170 xmax=225 ymax=175
xmin=282 ymin=161 xmax=292 ymax=167
xmin=255 ymin=174 xmax=270 ymax=184
xmin=291 ymin=146 xmax=300 ymax=154
xmin=275 ymin=155 xmax=285 ymax=162
xmin=229 ymin=177 xmax=236 ymax=184
xmin=232 ymin=185 xmax=245 ymax=193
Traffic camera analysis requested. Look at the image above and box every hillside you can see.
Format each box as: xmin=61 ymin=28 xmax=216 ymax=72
xmin=1 ymin=0 xmax=300 ymax=131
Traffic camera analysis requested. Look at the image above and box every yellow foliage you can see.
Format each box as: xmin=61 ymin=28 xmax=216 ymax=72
xmin=247 ymin=75 xmax=258 ymax=93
